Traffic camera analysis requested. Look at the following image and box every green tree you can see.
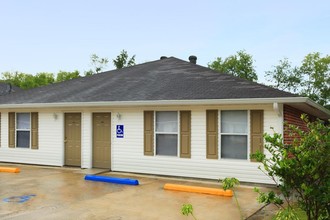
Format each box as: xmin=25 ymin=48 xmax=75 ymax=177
xmin=56 ymin=70 xmax=80 ymax=82
xmin=208 ymin=50 xmax=258 ymax=81
xmin=1 ymin=71 xmax=55 ymax=89
xmin=113 ymin=50 xmax=136 ymax=69
xmin=34 ymin=72 xmax=55 ymax=86
xmin=265 ymin=58 xmax=300 ymax=93
xmin=1 ymin=71 xmax=24 ymax=88
xmin=266 ymin=52 xmax=330 ymax=108
xmin=298 ymin=53 xmax=330 ymax=107
xmin=251 ymin=115 xmax=330 ymax=220
xmin=85 ymin=54 xmax=109 ymax=76
xmin=19 ymin=74 xmax=39 ymax=89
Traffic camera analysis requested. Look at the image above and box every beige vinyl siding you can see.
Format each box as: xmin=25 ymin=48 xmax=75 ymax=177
xmin=0 ymin=112 xmax=64 ymax=166
xmin=0 ymin=104 xmax=282 ymax=184
xmin=110 ymin=105 xmax=281 ymax=184
xmin=263 ymin=108 xmax=282 ymax=159
xmin=81 ymin=112 xmax=92 ymax=168
xmin=112 ymin=110 xmax=144 ymax=168
xmin=191 ymin=109 xmax=207 ymax=160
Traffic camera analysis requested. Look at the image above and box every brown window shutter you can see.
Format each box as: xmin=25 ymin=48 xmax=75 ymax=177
xmin=31 ymin=112 xmax=39 ymax=149
xmin=180 ymin=111 xmax=191 ymax=158
xmin=8 ymin=112 xmax=15 ymax=148
xmin=144 ymin=111 xmax=154 ymax=156
xmin=0 ymin=113 xmax=1 ymax=147
xmin=250 ymin=110 xmax=264 ymax=162
xmin=206 ymin=110 xmax=218 ymax=159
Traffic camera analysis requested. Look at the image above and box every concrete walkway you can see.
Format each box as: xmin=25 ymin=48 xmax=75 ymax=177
xmin=0 ymin=163 xmax=274 ymax=219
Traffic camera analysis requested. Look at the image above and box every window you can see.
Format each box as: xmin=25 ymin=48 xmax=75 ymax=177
xmin=144 ymin=110 xmax=191 ymax=157
xmin=220 ymin=110 xmax=248 ymax=159
xmin=155 ymin=111 xmax=178 ymax=156
xmin=16 ymin=113 xmax=31 ymax=148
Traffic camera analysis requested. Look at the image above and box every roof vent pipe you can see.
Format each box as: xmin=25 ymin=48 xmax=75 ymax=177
xmin=189 ymin=55 xmax=197 ymax=64
xmin=160 ymin=56 xmax=167 ymax=60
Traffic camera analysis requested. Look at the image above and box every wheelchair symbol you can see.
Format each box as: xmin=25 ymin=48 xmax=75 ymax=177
xmin=117 ymin=126 xmax=123 ymax=134
xmin=116 ymin=125 xmax=124 ymax=138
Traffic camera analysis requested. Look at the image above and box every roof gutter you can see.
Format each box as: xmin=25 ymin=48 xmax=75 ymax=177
xmin=0 ymin=97 xmax=311 ymax=108
xmin=305 ymin=98 xmax=330 ymax=115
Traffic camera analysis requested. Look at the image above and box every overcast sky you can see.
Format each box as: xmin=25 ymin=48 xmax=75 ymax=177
xmin=1 ymin=0 xmax=329 ymax=82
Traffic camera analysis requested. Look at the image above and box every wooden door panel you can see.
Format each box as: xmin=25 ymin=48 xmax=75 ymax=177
xmin=65 ymin=113 xmax=81 ymax=166
xmin=93 ymin=113 xmax=111 ymax=169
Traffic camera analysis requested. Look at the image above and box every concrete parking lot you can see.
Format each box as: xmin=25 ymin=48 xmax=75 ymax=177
xmin=0 ymin=163 xmax=275 ymax=220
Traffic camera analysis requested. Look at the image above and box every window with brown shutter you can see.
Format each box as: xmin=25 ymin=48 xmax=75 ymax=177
xmin=250 ymin=110 xmax=264 ymax=162
xmin=8 ymin=112 xmax=39 ymax=149
xmin=144 ymin=110 xmax=192 ymax=158
xmin=206 ymin=109 xmax=263 ymax=161
xmin=206 ymin=110 xmax=218 ymax=159
xmin=0 ymin=113 xmax=1 ymax=147
xmin=180 ymin=111 xmax=191 ymax=158
xmin=16 ymin=113 xmax=31 ymax=148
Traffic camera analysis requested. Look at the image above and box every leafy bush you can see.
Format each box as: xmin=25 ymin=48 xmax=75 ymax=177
xmin=251 ymin=115 xmax=330 ymax=220
xmin=181 ymin=204 xmax=197 ymax=220
xmin=220 ymin=177 xmax=242 ymax=219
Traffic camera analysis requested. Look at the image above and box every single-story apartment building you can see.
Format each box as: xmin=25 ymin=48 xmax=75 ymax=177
xmin=0 ymin=56 xmax=329 ymax=184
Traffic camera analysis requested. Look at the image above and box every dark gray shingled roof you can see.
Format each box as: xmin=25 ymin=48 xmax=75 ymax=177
xmin=0 ymin=83 xmax=22 ymax=96
xmin=0 ymin=57 xmax=297 ymax=104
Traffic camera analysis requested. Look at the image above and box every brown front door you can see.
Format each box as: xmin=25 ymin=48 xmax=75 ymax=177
xmin=93 ymin=113 xmax=111 ymax=169
xmin=65 ymin=113 xmax=81 ymax=166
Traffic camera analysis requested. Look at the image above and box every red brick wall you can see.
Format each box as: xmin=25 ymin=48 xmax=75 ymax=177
xmin=283 ymin=105 xmax=311 ymax=144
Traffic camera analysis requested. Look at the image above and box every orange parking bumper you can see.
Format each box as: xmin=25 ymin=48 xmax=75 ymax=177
xmin=164 ymin=183 xmax=233 ymax=197
xmin=0 ymin=167 xmax=20 ymax=173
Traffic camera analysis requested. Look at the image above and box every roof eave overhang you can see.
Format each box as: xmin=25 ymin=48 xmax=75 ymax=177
xmin=0 ymin=97 xmax=309 ymax=108
xmin=0 ymin=97 xmax=314 ymax=109
xmin=0 ymin=97 xmax=329 ymax=119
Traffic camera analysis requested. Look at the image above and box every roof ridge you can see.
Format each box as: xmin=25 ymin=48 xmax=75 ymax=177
xmin=0 ymin=56 xmax=300 ymax=105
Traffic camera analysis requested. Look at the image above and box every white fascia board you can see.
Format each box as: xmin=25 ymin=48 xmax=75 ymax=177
xmin=305 ymin=98 xmax=330 ymax=115
xmin=0 ymin=97 xmax=309 ymax=109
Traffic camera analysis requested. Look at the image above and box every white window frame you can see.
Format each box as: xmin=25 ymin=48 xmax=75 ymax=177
xmin=15 ymin=112 xmax=31 ymax=148
xmin=219 ymin=110 xmax=249 ymax=161
xmin=154 ymin=111 xmax=180 ymax=157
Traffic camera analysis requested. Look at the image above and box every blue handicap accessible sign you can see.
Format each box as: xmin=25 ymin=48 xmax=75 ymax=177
xmin=116 ymin=125 xmax=124 ymax=138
